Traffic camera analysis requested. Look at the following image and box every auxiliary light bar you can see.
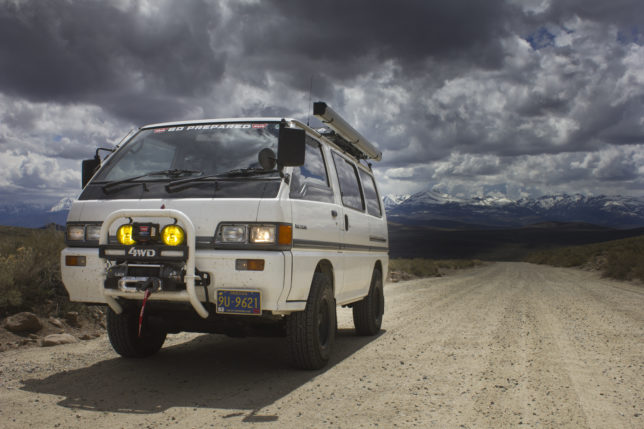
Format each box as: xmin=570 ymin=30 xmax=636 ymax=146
xmin=313 ymin=102 xmax=382 ymax=161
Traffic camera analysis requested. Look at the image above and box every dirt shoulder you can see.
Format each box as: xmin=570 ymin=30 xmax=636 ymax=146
xmin=0 ymin=307 xmax=105 ymax=352
xmin=1 ymin=262 xmax=643 ymax=428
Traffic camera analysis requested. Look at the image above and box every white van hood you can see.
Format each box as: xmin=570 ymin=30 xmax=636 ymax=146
xmin=68 ymin=198 xmax=264 ymax=239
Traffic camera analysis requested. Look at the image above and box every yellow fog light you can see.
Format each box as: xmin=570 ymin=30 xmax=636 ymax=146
xmin=117 ymin=224 xmax=136 ymax=245
xmin=162 ymin=225 xmax=185 ymax=246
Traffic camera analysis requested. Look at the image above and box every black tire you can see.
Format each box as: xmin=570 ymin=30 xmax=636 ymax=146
xmin=106 ymin=306 xmax=167 ymax=358
xmin=286 ymin=272 xmax=336 ymax=370
xmin=353 ymin=268 xmax=384 ymax=336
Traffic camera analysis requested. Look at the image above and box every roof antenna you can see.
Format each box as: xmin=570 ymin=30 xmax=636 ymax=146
xmin=306 ymin=76 xmax=313 ymax=126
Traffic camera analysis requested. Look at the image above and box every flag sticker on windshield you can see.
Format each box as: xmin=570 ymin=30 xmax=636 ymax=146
xmin=154 ymin=128 xmax=168 ymax=133
xmin=252 ymin=123 xmax=267 ymax=129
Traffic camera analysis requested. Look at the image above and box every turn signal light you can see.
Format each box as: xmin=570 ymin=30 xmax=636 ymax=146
xmin=278 ymin=225 xmax=292 ymax=246
xmin=65 ymin=255 xmax=86 ymax=267
xmin=236 ymin=259 xmax=265 ymax=271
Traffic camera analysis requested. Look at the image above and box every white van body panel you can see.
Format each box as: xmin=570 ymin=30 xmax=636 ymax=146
xmin=61 ymin=115 xmax=387 ymax=320
xmin=61 ymin=247 xmax=105 ymax=303
xmin=68 ymin=198 xmax=262 ymax=234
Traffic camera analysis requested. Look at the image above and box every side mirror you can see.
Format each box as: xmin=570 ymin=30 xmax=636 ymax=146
xmin=277 ymin=127 xmax=305 ymax=167
xmin=81 ymin=155 xmax=100 ymax=188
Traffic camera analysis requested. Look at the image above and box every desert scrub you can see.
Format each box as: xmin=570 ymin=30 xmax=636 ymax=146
xmin=0 ymin=226 xmax=67 ymax=316
xmin=525 ymin=234 xmax=644 ymax=282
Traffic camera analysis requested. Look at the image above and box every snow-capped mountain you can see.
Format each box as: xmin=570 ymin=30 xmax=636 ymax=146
xmin=49 ymin=196 xmax=76 ymax=212
xmin=0 ymin=195 xmax=77 ymax=228
xmin=385 ymin=192 xmax=644 ymax=229
xmin=382 ymin=193 xmax=412 ymax=209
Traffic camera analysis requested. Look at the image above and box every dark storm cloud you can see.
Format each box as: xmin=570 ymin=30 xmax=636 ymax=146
xmin=212 ymin=0 xmax=512 ymax=103
xmin=540 ymin=0 xmax=644 ymax=29
xmin=0 ymin=0 xmax=642 ymax=203
xmin=0 ymin=0 xmax=226 ymax=124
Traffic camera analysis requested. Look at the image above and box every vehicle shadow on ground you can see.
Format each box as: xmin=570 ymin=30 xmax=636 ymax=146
xmin=21 ymin=328 xmax=384 ymax=416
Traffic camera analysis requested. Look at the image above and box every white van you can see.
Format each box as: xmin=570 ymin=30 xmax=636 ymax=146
xmin=61 ymin=102 xmax=388 ymax=369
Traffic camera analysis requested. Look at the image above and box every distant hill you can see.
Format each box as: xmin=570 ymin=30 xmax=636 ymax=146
xmin=388 ymin=222 xmax=644 ymax=260
xmin=385 ymin=192 xmax=644 ymax=229
xmin=0 ymin=203 xmax=68 ymax=228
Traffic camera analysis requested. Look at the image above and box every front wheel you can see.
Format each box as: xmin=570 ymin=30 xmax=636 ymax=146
xmin=106 ymin=306 xmax=167 ymax=358
xmin=286 ymin=272 xmax=336 ymax=370
xmin=353 ymin=268 xmax=384 ymax=336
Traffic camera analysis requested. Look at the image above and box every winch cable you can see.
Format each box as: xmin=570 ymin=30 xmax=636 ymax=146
xmin=138 ymin=288 xmax=152 ymax=338
xmin=137 ymin=278 xmax=160 ymax=338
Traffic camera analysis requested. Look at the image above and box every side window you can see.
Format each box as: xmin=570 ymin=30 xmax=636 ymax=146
xmin=289 ymin=137 xmax=334 ymax=203
xmin=332 ymin=152 xmax=365 ymax=211
xmin=359 ymin=169 xmax=382 ymax=217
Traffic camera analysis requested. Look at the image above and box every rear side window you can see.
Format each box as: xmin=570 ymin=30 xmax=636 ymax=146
xmin=290 ymin=137 xmax=333 ymax=203
xmin=332 ymin=152 xmax=364 ymax=211
xmin=359 ymin=169 xmax=382 ymax=217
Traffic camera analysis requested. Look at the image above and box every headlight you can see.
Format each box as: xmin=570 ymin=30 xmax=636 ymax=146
xmin=86 ymin=225 xmax=102 ymax=242
xmin=216 ymin=223 xmax=292 ymax=247
xmin=161 ymin=225 xmax=185 ymax=246
xmin=66 ymin=223 xmax=103 ymax=244
xmin=117 ymin=224 xmax=136 ymax=245
xmin=250 ymin=225 xmax=276 ymax=243
xmin=220 ymin=225 xmax=247 ymax=243
xmin=67 ymin=225 xmax=85 ymax=241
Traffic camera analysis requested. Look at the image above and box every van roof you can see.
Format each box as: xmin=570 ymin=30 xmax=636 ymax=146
xmin=141 ymin=118 xmax=291 ymax=129
xmin=140 ymin=103 xmax=382 ymax=162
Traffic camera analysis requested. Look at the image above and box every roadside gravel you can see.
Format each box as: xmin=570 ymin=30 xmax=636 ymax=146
xmin=1 ymin=262 xmax=642 ymax=428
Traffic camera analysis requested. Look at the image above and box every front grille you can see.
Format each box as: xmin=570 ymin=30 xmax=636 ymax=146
xmin=128 ymin=264 xmax=162 ymax=277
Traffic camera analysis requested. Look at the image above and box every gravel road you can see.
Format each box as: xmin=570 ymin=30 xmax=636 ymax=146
xmin=1 ymin=262 xmax=643 ymax=428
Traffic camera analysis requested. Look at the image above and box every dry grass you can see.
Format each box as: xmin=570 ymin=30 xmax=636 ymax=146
xmin=525 ymin=234 xmax=644 ymax=282
xmin=0 ymin=226 xmax=71 ymax=317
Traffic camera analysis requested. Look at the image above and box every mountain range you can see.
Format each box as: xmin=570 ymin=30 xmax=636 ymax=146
xmin=384 ymin=191 xmax=644 ymax=229
xmin=1 ymin=192 xmax=644 ymax=229
xmin=0 ymin=201 xmax=70 ymax=228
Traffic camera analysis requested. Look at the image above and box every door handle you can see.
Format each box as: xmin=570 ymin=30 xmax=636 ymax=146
xmin=331 ymin=210 xmax=338 ymax=218
xmin=344 ymin=214 xmax=349 ymax=231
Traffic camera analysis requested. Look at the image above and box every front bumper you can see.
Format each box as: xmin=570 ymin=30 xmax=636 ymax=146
xmin=62 ymin=247 xmax=299 ymax=313
xmin=61 ymin=208 xmax=303 ymax=319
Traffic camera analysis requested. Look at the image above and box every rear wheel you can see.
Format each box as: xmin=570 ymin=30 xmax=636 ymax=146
xmin=353 ymin=268 xmax=384 ymax=336
xmin=106 ymin=306 xmax=166 ymax=358
xmin=287 ymin=272 xmax=336 ymax=370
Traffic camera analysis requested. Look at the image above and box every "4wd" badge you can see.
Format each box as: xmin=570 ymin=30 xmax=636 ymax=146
xmin=128 ymin=247 xmax=157 ymax=258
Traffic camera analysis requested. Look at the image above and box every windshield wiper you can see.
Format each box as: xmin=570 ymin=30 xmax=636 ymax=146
xmin=165 ymin=168 xmax=279 ymax=192
xmin=102 ymin=169 xmax=202 ymax=193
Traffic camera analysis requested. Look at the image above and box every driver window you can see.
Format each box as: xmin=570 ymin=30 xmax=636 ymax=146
xmin=290 ymin=137 xmax=334 ymax=202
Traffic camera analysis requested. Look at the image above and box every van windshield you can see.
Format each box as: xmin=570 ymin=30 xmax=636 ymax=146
xmin=94 ymin=122 xmax=281 ymax=183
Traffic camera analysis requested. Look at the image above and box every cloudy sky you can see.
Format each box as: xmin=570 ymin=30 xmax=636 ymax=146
xmin=0 ymin=0 xmax=643 ymax=206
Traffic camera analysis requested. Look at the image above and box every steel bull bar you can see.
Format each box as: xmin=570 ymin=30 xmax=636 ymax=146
xmin=99 ymin=209 xmax=209 ymax=319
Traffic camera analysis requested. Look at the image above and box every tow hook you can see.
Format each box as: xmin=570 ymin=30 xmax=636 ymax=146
xmin=138 ymin=278 xmax=161 ymax=338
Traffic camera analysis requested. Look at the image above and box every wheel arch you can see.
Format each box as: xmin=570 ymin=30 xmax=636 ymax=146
xmin=374 ymin=259 xmax=384 ymax=283
xmin=315 ymin=259 xmax=335 ymax=295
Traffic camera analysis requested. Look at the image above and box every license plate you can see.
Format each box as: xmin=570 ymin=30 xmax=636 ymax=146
xmin=216 ymin=290 xmax=261 ymax=315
